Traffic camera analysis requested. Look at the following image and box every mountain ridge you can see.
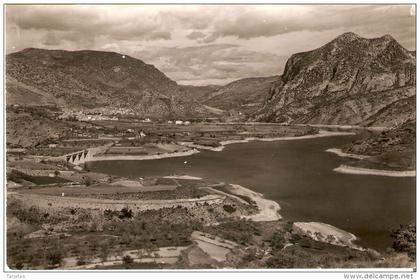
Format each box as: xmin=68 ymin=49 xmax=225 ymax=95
xmin=6 ymin=48 xmax=216 ymax=119
xmin=252 ymin=32 xmax=416 ymax=126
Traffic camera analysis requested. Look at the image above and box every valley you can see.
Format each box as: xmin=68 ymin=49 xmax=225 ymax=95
xmin=5 ymin=32 xmax=416 ymax=270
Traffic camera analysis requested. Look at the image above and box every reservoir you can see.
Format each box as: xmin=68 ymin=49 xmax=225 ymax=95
xmin=86 ymin=135 xmax=416 ymax=251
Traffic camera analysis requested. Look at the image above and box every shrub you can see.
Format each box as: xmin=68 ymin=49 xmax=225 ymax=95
xmin=118 ymin=208 xmax=133 ymax=219
xmin=223 ymin=204 xmax=236 ymax=213
xmin=82 ymin=176 xmax=92 ymax=187
xmin=391 ymin=224 xmax=416 ymax=260
xmin=270 ymin=228 xmax=288 ymax=250
xmin=45 ymin=250 xmax=63 ymax=266
xmin=122 ymin=255 xmax=134 ymax=265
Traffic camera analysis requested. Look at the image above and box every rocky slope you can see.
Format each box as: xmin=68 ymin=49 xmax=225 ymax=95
xmin=6 ymin=48 xmax=215 ymax=119
xmin=252 ymin=32 xmax=416 ymax=126
xmin=204 ymin=76 xmax=280 ymax=116
xmin=179 ymin=84 xmax=222 ymax=102
xmin=343 ymin=120 xmax=415 ymax=170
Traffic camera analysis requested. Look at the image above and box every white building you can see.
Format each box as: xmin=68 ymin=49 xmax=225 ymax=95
xmin=175 ymin=120 xmax=183 ymax=125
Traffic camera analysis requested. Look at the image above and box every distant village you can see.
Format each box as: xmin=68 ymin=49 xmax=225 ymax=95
xmin=59 ymin=109 xmax=204 ymax=125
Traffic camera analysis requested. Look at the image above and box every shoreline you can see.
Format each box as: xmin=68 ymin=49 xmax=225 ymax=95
xmin=292 ymin=222 xmax=363 ymax=250
xmin=228 ymin=183 xmax=282 ymax=222
xmin=85 ymin=130 xmax=356 ymax=163
xmin=163 ymin=175 xmax=203 ymax=180
xmin=333 ymin=164 xmax=415 ymax=177
xmin=219 ymin=130 xmax=355 ymax=146
xmin=294 ymin=123 xmax=388 ymax=132
xmin=180 ymin=130 xmax=356 ymax=152
xmin=326 ymin=148 xmax=370 ymax=160
xmin=85 ymin=149 xmax=200 ymax=162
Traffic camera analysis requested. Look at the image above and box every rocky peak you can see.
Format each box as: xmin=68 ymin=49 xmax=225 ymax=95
xmin=333 ymin=31 xmax=362 ymax=43
xmin=252 ymin=33 xmax=416 ymax=125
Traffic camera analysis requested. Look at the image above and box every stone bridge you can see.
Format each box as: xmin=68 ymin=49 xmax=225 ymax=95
xmin=65 ymin=150 xmax=90 ymax=165
xmin=50 ymin=143 xmax=114 ymax=165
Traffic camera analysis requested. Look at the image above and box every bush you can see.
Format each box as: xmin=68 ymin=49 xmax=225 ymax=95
xmin=266 ymin=252 xmax=296 ymax=268
xmin=270 ymin=228 xmax=289 ymax=250
xmin=122 ymin=255 xmax=134 ymax=265
xmin=45 ymin=250 xmax=63 ymax=266
xmin=391 ymin=224 xmax=416 ymax=260
xmin=223 ymin=204 xmax=236 ymax=213
xmin=118 ymin=208 xmax=133 ymax=219
xmin=82 ymin=176 xmax=93 ymax=187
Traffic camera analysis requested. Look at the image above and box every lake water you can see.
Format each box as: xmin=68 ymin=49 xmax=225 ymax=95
xmin=86 ymin=135 xmax=416 ymax=251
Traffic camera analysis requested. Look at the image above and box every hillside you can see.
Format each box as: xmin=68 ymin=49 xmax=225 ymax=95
xmin=6 ymin=48 xmax=215 ymax=119
xmin=204 ymin=76 xmax=280 ymax=115
xmin=343 ymin=120 xmax=416 ymax=170
xmin=252 ymin=33 xmax=416 ymax=126
xmin=179 ymin=84 xmax=222 ymax=102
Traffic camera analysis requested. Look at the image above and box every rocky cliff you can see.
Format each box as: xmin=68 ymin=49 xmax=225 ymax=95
xmin=252 ymin=32 xmax=415 ymax=126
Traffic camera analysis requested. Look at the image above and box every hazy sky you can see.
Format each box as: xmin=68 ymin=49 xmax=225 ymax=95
xmin=6 ymin=5 xmax=416 ymax=85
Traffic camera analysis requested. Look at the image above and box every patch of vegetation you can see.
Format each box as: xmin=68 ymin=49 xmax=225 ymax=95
xmin=7 ymin=233 xmax=66 ymax=269
xmin=391 ymin=224 xmax=416 ymax=260
xmin=203 ymin=219 xmax=261 ymax=245
xmin=222 ymin=204 xmax=236 ymax=213
xmin=265 ymin=240 xmax=380 ymax=268
xmin=71 ymin=185 xmax=208 ymax=200
xmin=103 ymin=208 xmax=133 ymax=220
xmin=102 ymin=208 xmax=202 ymax=249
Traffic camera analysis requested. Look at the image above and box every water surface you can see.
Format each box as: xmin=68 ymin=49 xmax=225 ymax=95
xmin=87 ymin=135 xmax=416 ymax=251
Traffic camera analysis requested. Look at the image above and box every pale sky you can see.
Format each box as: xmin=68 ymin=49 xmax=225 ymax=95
xmin=6 ymin=5 xmax=416 ymax=85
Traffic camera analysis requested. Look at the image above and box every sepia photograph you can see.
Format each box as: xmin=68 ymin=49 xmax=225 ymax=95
xmin=1 ymin=1 xmax=417 ymax=277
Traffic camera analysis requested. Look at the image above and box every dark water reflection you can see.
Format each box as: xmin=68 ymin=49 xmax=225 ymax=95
xmin=87 ymin=135 xmax=416 ymax=251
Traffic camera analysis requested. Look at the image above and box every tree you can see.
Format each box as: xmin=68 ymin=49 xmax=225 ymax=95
xmin=270 ymin=228 xmax=288 ymax=250
xmin=82 ymin=176 xmax=92 ymax=187
xmin=391 ymin=224 xmax=416 ymax=260
xmin=99 ymin=244 xmax=110 ymax=263
xmin=45 ymin=249 xmax=63 ymax=267
xmin=222 ymin=204 xmax=236 ymax=213
xmin=14 ymin=262 xmax=24 ymax=270
xmin=122 ymin=255 xmax=134 ymax=268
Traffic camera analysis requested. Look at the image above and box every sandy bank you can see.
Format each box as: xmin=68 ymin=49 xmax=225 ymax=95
xmin=326 ymin=148 xmax=370 ymax=160
xmin=163 ymin=175 xmax=203 ymax=180
xmin=179 ymin=130 xmax=355 ymax=152
xmin=228 ymin=184 xmax=281 ymax=222
xmin=219 ymin=130 xmax=355 ymax=146
xmin=178 ymin=142 xmax=225 ymax=152
xmin=334 ymin=165 xmax=415 ymax=177
xmin=293 ymin=222 xmax=362 ymax=250
xmin=294 ymin=123 xmax=388 ymax=132
xmin=85 ymin=149 xmax=200 ymax=162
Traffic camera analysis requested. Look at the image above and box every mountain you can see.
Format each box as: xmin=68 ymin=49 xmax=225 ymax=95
xmin=252 ymin=33 xmax=416 ymax=126
xmin=204 ymin=76 xmax=280 ymax=115
xmin=6 ymin=48 xmax=215 ymax=119
xmin=179 ymin=84 xmax=222 ymax=102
